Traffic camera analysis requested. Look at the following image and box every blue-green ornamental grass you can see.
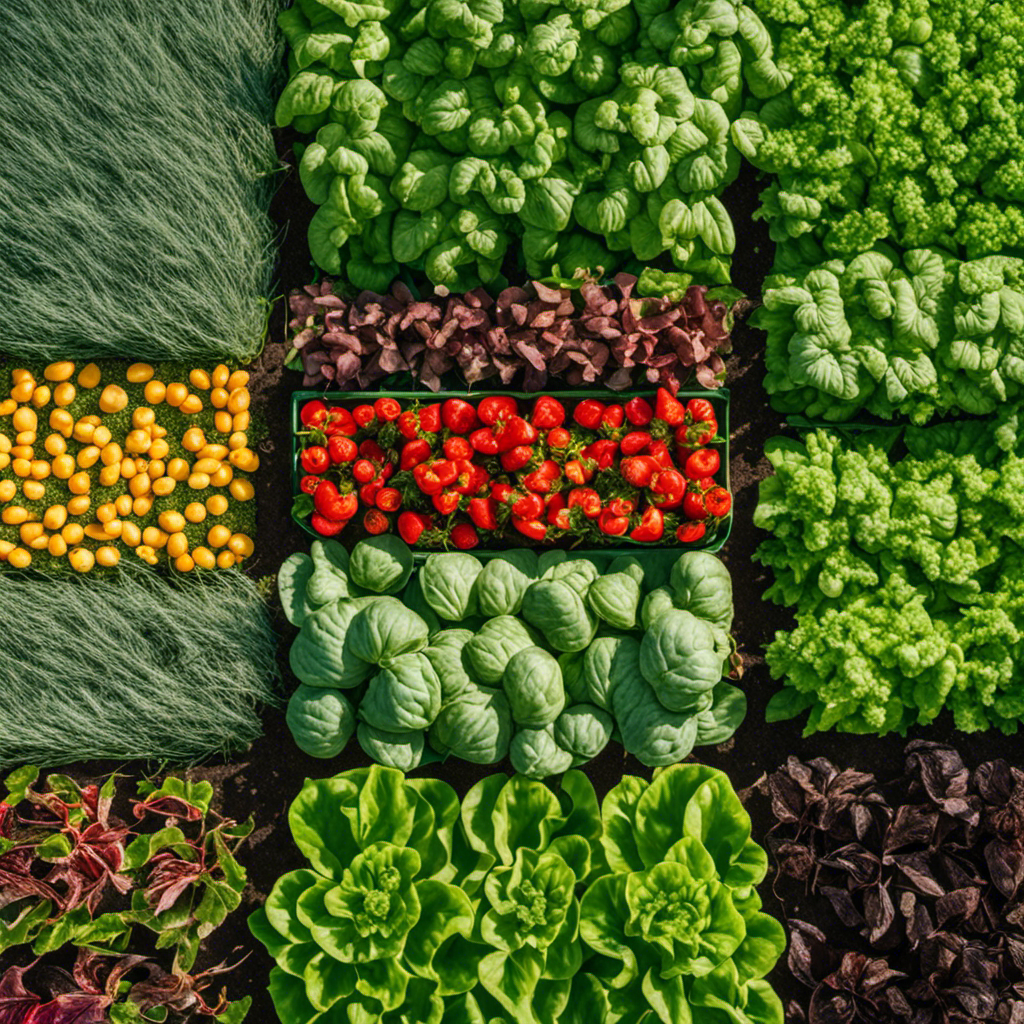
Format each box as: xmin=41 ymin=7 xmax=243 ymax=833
xmin=0 ymin=0 xmax=282 ymax=362
xmin=278 ymin=536 xmax=745 ymax=775
xmin=0 ymin=566 xmax=279 ymax=770
xmin=249 ymin=763 xmax=785 ymax=1024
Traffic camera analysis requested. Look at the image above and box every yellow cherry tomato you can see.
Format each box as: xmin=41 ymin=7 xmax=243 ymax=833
xmin=98 ymin=385 xmax=128 ymax=414
xmin=192 ymin=546 xmax=216 ymax=569
xmin=69 ymin=548 xmax=95 ymax=573
xmin=7 ymin=547 xmax=32 ymax=569
xmin=77 ymin=363 xmax=101 ymax=388
xmin=207 ymin=524 xmax=231 ymax=548
xmin=142 ymin=527 xmax=168 ymax=549
xmin=22 ymin=479 xmax=45 ymax=501
xmin=95 ymin=546 xmax=120 ymax=567
xmin=151 ymin=476 xmax=176 ymax=497
xmin=67 ymin=495 xmax=91 ymax=517
xmin=43 ymin=361 xmax=75 ymax=383
xmin=62 ymin=523 xmax=85 ymax=545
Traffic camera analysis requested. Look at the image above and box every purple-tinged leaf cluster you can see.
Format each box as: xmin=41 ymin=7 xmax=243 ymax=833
xmin=0 ymin=949 xmax=249 ymax=1022
xmin=288 ymin=275 xmax=733 ymax=394
xmin=761 ymin=741 xmax=1024 ymax=1024
xmin=0 ymin=768 xmax=253 ymax=1017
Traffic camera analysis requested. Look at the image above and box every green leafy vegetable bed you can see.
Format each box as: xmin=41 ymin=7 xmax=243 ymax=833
xmin=750 ymin=0 xmax=1024 ymax=260
xmin=277 ymin=0 xmax=788 ymax=290
xmin=249 ymin=763 xmax=785 ymax=1024
xmin=741 ymin=0 xmax=1024 ymax=421
xmin=280 ymin=535 xmax=744 ymax=774
xmin=754 ymin=248 xmax=1024 ymax=422
xmin=754 ymin=413 xmax=1024 ymax=736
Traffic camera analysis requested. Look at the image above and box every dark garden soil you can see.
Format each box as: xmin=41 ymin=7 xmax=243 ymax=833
xmin=11 ymin=155 xmax=1024 ymax=1021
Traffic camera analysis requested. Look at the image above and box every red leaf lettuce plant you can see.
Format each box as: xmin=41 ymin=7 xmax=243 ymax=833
xmin=0 ymin=767 xmax=252 ymax=1020
xmin=287 ymin=273 xmax=735 ymax=393
xmin=0 ymin=949 xmax=248 ymax=1023
xmin=760 ymin=741 xmax=1024 ymax=1024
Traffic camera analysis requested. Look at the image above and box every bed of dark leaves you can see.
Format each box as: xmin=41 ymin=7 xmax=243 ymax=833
xmin=290 ymin=274 xmax=732 ymax=393
xmin=758 ymin=741 xmax=1024 ymax=1024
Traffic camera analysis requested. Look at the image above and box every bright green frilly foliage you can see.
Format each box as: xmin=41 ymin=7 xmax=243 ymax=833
xmin=249 ymin=763 xmax=785 ymax=1024
xmin=276 ymin=0 xmax=789 ymax=291
xmin=753 ymin=247 xmax=1024 ymax=422
xmin=749 ymin=0 xmax=1024 ymax=261
xmin=754 ymin=413 xmax=1024 ymax=736
xmin=0 ymin=0 xmax=282 ymax=363
xmin=280 ymin=538 xmax=744 ymax=774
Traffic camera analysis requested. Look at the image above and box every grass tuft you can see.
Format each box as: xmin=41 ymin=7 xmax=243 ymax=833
xmin=0 ymin=0 xmax=283 ymax=363
xmin=0 ymin=566 xmax=280 ymax=770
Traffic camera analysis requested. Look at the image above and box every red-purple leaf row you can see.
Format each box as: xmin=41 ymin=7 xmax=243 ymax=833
xmin=289 ymin=275 xmax=733 ymax=394
xmin=758 ymin=742 xmax=1024 ymax=1024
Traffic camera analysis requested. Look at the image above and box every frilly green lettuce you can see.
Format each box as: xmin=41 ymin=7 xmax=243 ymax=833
xmin=250 ymin=763 xmax=784 ymax=1024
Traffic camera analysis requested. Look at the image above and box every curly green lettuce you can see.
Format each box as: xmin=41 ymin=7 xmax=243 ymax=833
xmin=755 ymin=418 xmax=1024 ymax=736
xmin=749 ymin=0 xmax=1024 ymax=259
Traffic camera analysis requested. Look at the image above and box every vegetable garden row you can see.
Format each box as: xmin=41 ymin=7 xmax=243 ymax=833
xmin=1 ymin=0 xmax=1022 ymax=1022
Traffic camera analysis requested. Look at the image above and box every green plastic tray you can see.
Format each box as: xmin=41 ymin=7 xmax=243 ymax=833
xmin=290 ymin=388 xmax=731 ymax=558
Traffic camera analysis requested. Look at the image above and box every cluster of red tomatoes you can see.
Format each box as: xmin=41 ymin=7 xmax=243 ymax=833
xmin=294 ymin=389 xmax=730 ymax=549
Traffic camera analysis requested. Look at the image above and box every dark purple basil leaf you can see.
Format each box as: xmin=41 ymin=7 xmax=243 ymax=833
xmin=905 ymin=742 xmax=977 ymax=823
xmin=819 ymin=844 xmax=882 ymax=887
xmin=821 ymin=886 xmax=866 ymax=928
xmin=883 ymin=805 xmax=938 ymax=853
xmin=863 ymin=883 xmax=898 ymax=947
xmin=935 ymin=887 xmax=982 ymax=926
xmin=974 ymin=760 xmax=1019 ymax=807
xmin=898 ymin=890 xmax=935 ymax=949
xmin=984 ymin=839 xmax=1024 ymax=900
xmin=884 ymin=851 xmax=945 ymax=897
xmin=788 ymin=920 xmax=836 ymax=989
